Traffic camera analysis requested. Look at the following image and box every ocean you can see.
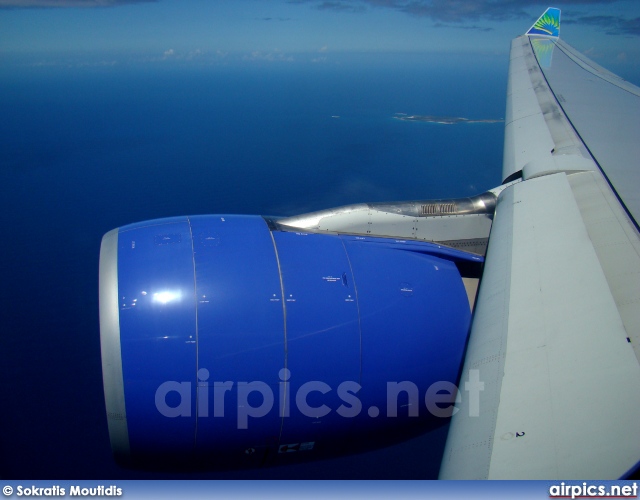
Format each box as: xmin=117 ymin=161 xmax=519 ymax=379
xmin=0 ymin=51 xmax=506 ymax=479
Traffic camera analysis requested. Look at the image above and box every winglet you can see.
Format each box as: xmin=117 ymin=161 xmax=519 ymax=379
xmin=526 ymin=7 xmax=561 ymax=38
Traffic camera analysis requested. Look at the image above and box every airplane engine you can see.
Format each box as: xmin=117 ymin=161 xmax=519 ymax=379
xmin=99 ymin=214 xmax=479 ymax=469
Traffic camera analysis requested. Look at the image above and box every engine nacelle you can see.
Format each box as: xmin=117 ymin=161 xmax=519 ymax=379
xmin=99 ymin=214 xmax=480 ymax=469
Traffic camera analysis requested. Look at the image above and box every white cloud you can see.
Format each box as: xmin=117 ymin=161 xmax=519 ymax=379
xmin=243 ymin=50 xmax=294 ymax=62
xmin=27 ymin=58 xmax=118 ymax=68
xmin=583 ymin=46 xmax=603 ymax=59
xmin=0 ymin=0 xmax=154 ymax=7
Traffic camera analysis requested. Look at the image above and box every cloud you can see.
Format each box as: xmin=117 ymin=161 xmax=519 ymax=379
xmin=564 ymin=14 xmax=640 ymax=36
xmin=433 ymin=22 xmax=493 ymax=32
xmin=314 ymin=1 xmax=367 ymax=13
xmin=290 ymin=0 xmax=624 ymax=24
xmin=138 ymin=48 xmax=228 ymax=65
xmin=583 ymin=46 xmax=602 ymax=58
xmin=243 ymin=50 xmax=295 ymax=62
xmin=0 ymin=0 xmax=154 ymax=7
xmin=28 ymin=58 xmax=118 ymax=67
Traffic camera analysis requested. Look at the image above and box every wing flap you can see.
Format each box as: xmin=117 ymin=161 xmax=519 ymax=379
xmin=491 ymin=173 xmax=640 ymax=479
xmin=440 ymin=173 xmax=640 ymax=479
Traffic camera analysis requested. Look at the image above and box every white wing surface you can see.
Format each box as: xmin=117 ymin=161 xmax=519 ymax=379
xmin=440 ymin=11 xmax=640 ymax=479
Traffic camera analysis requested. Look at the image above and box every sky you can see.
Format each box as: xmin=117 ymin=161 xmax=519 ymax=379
xmin=1 ymin=0 xmax=640 ymax=76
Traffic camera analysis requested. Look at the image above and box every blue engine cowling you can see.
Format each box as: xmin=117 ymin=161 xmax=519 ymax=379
xmin=99 ymin=214 xmax=480 ymax=469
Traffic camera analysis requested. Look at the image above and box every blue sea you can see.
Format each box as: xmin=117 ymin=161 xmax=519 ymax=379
xmin=0 ymin=51 xmax=506 ymax=479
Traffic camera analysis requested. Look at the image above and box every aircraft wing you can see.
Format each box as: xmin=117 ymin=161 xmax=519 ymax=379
xmin=439 ymin=9 xmax=640 ymax=479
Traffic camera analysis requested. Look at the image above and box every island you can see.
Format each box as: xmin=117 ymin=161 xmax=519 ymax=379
xmin=394 ymin=113 xmax=503 ymax=125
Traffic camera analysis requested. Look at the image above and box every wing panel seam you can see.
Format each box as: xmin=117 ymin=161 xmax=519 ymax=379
xmin=527 ymin=36 xmax=640 ymax=232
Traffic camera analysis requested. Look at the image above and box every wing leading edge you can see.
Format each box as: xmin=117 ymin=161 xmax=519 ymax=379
xmin=440 ymin=10 xmax=640 ymax=479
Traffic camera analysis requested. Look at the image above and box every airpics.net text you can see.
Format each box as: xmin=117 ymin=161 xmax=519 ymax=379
xmin=154 ymin=368 xmax=485 ymax=429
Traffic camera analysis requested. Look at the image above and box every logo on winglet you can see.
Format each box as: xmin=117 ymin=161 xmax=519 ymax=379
xmin=526 ymin=7 xmax=560 ymax=38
